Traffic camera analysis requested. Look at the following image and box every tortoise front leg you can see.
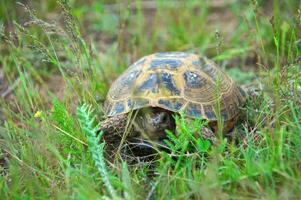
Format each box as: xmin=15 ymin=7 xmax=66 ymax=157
xmin=99 ymin=114 xmax=129 ymax=142
xmin=201 ymin=127 xmax=217 ymax=145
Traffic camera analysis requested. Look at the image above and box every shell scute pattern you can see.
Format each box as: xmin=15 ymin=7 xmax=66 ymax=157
xmin=112 ymin=102 xmax=125 ymax=115
xmin=105 ymin=52 xmax=243 ymax=123
xmin=158 ymin=98 xmax=184 ymax=111
xmin=201 ymin=59 xmax=231 ymax=92
xmin=223 ymin=95 xmax=237 ymax=117
xmin=192 ymin=60 xmax=202 ymax=68
xmin=221 ymin=109 xmax=229 ymax=119
xmin=202 ymin=63 xmax=217 ymax=78
xmin=183 ymin=71 xmax=206 ymax=89
xmin=161 ymin=72 xmax=181 ymax=95
xmin=134 ymin=72 xmax=181 ymax=97
xmin=183 ymin=82 xmax=215 ymax=102
xmin=203 ymin=105 xmax=216 ymax=120
xmin=185 ymin=103 xmax=203 ymax=118
xmin=130 ymin=98 xmax=149 ymax=110
xmin=109 ymin=69 xmax=141 ymax=100
xmin=136 ymin=73 xmax=158 ymax=94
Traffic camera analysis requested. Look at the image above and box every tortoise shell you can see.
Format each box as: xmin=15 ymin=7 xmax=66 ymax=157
xmin=104 ymin=52 xmax=244 ymax=123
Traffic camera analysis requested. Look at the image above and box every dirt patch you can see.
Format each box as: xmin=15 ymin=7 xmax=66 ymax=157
xmin=0 ymin=69 xmax=8 ymax=125
xmin=39 ymin=74 xmax=66 ymax=102
xmin=0 ymin=69 xmax=19 ymax=100
xmin=0 ymin=69 xmax=8 ymax=97
xmin=0 ymin=150 xmax=8 ymax=176
xmin=0 ymin=125 xmax=9 ymax=176
xmin=45 ymin=75 xmax=66 ymax=100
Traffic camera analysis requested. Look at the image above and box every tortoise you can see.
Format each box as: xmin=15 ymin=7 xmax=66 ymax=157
xmin=100 ymin=52 xmax=246 ymax=149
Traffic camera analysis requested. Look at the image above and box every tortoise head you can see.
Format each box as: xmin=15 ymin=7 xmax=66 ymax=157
xmin=134 ymin=107 xmax=175 ymax=142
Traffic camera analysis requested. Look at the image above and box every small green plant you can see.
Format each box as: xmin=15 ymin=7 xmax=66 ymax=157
xmin=164 ymin=115 xmax=211 ymax=155
xmin=77 ymin=104 xmax=119 ymax=199
xmin=51 ymin=98 xmax=75 ymax=137
xmin=161 ymin=115 xmax=211 ymax=174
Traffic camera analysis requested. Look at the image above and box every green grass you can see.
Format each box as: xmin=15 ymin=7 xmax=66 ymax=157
xmin=0 ymin=0 xmax=301 ymax=199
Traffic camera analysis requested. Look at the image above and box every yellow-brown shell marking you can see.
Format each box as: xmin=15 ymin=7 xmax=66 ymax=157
xmin=104 ymin=52 xmax=244 ymax=122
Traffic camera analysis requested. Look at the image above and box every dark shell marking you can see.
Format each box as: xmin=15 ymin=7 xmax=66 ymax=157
xmin=134 ymin=72 xmax=180 ymax=96
xmin=203 ymin=105 xmax=216 ymax=120
xmin=127 ymin=99 xmax=134 ymax=109
xmin=185 ymin=103 xmax=203 ymax=118
xmin=161 ymin=73 xmax=181 ymax=95
xmin=192 ymin=60 xmax=202 ymax=68
xmin=137 ymin=73 xmax=159 ymax=93
xmin=111 ymin=102 xmax=125 ymax=116
xmin=158 ymin=99 xmax=183 ymax=111
xmin=183 ymin=71 xmax=206 ymax=89
xmin=149 ymin=59 xmax=182 ymax=70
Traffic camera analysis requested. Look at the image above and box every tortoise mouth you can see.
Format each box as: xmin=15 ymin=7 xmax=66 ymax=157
xmin=126 ymin=137 xmax=169 ymax=156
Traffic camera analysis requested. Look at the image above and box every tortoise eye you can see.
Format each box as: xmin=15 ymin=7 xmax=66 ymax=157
xmin=159 ymin=113 xmax=170 ymax=124
xmin=162 ymin=114 xmax=169 ymax=123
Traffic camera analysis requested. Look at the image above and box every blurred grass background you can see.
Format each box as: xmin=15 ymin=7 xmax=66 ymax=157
xmin=0 ymin=0 xmax=301 ymax=199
